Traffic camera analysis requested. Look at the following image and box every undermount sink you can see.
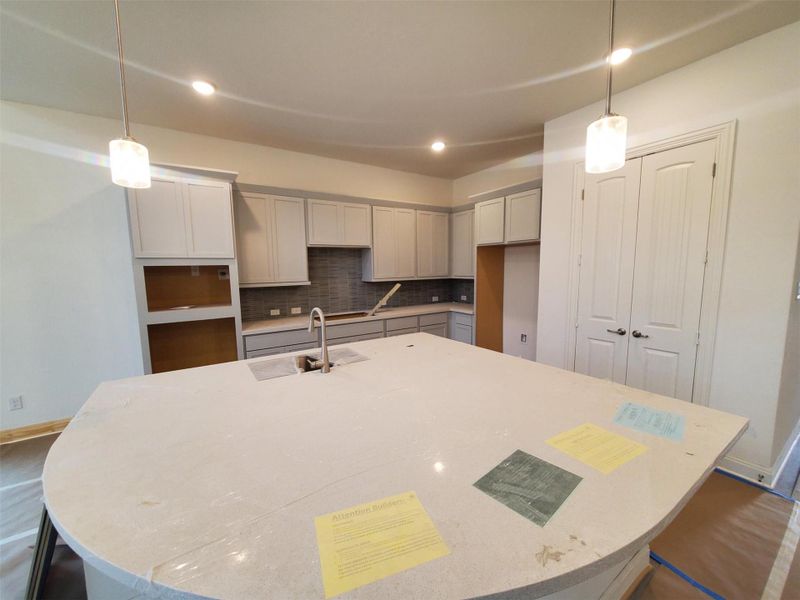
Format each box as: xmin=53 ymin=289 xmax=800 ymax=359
xmin=248 ymin=347 xmax=369 ymax=381
xmin=317 ymin=311 xmax=370 ymax=322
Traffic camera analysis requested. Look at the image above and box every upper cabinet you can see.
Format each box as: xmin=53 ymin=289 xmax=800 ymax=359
xmin=450 ymin=209 xmax=474 ymax=278
xmin=474 ymin=196 xmax=506 ymax=245
xmin=128 ymin=177 xmax=234 ymax=258
xmin=474 ymin=189 xmax=541 ymax=246
xmin=235 ymin=193 xmax=309 ymax=287
xmin=504 ymin=189 xmax=541 ymax=243
xmin=306 ymin=199 xmax=372 ymax=247
xmin=416 ymin=211 xmax=449 ymax=278
xmin=362 ymin=207 xmax=416 ymax=281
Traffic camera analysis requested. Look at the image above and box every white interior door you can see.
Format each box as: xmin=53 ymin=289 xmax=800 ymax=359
xmin=575 ymin=159 xmax=642 ymax=383
xmin=625 ymin=140 xmax=716 ymax=401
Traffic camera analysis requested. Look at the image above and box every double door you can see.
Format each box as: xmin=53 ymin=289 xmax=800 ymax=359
xmin=575 ymin=140 xmax=716 ymax=401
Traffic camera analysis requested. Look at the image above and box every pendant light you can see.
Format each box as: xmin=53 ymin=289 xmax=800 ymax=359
xmin=109 ymin=0 xmax=151 ymax=188
xmin=585 ymin=0 xmax=627 ymax=174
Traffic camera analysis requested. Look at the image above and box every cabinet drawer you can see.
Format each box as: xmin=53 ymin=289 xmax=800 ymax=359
xmin=246 ymin=347 xmax=285 ymax=359
xmin=327 ymin=320 xmax=384 ymax=339
xmin=385 ymin=316 xmax=419 ymax=331
xmin=245 ymin=329 xmax=317 ymax=351
xmin=453 ymin=313 xmax=473 ymax=327
xmin=329 ymin=332 xmax=384 ymax=346
xmin=419 ymin=312 xmax=448 ymax=327
xmin=386 ymin=327 xmax=418 ymax=338
xmin=420 ymin=323 xmax=447 ymax=338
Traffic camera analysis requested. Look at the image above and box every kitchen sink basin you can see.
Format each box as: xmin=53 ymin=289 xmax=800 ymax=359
xmin=248 ymin=347 xmax=369 ymax=381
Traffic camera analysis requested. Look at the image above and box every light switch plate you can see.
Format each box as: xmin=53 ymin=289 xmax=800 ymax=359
xmin=520 ymin=334 xmax=528 ymax=343
xmin=270 ymin=309 xmax=280 ymax=316
xmin=191 ymin=266 xmax=200 ymax=277
xmin=432 ymin=296 xmax=439 ymax=302
xmin=8 ymin=396 xmax=23 ymax=411
xmin=461 ymin=295 xmax=467 ymax=302
xmin=291 ymin=307 xmax=301 ymax=315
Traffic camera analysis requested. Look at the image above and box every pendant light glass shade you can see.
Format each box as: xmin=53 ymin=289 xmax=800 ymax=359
xmin=109 ymin=138 xmax=151 ymax=188
xmin=585 ymin=114 xmax=627 ymax=174
xmin=109 ymin=0 xmax=150 ymax=189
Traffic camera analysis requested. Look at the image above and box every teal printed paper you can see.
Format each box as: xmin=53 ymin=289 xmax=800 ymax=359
xmin=613 ymin=402 xmax=685 ymax=441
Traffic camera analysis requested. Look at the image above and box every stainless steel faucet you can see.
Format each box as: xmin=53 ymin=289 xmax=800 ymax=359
xmin=308 ymin=307 xmax=330 ymax=374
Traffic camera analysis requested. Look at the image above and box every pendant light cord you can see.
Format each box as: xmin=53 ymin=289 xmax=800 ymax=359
xmin=113 ymin=0 xmax=131 ymax=138
xmin=604 ymin=0 xmax=616 ymax=116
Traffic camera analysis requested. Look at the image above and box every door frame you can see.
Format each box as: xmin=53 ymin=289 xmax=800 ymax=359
xmin=564 ymin=120 xmax=737 ymax=406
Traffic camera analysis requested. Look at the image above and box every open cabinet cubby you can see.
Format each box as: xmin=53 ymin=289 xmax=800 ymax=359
xmin=147 ymin=317 xmax=238 ymax=373
xmin=144 ymin=265 xmax=232 ymax=312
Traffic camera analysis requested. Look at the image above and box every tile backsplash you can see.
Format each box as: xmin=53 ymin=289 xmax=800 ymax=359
xmin=240 ymin=248 xmax=473 ymax=321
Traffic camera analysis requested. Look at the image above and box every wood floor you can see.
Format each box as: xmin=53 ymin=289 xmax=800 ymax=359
xmin=0 ymin=433 xmax=798 ymax=600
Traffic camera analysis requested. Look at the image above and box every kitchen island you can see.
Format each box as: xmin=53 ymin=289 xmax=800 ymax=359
xmin=43 ymin=334 xmax=747 ymax=599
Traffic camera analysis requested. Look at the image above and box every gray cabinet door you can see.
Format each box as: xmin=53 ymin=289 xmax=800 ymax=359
xmin=420 ymin=323 xmax=447 ymax=338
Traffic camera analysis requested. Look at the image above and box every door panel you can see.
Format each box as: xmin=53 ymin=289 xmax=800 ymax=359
xmin=129 ymin=178 xmax=187 ymax=257
xmin=341 ymin=204 xmax=371 ymax=246
xmin=272 ymin=197 xmax=308 ymax=282
xmin=575 ymin=158 xmax=642 ymax=383
xmin=625 ymin=140 xmax=715 ymax=401
xmin=307 ymin=199 xmax=340 ymax=245
xmin=395 ymin=208 xmax=417 ymax=278
xmin=505 ymin=189 xmax=541 ymax=242
xmin=371 ymin=207 xmax=395 ymax=279
xmin=474 ymin=197 xmax=505 ymax=245
xmin=185 ymin=182 xmax=234 ymax=258
xmin=235 ymin=194 xmax=274 ymax=284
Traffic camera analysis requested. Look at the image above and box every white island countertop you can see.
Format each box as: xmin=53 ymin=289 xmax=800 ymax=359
xmin=243 ymin=302 xmax=473 ymax=335
xmin=43 ymin=334 xmax=746 ymax=599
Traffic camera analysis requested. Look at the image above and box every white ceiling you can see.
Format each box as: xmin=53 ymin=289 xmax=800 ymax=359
xmin=2 ymin=1 xmax=798 ymax=178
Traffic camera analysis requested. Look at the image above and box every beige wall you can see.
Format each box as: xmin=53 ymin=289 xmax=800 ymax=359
xmin=451 ymin=152 xmax=542 ymax=204
xmin=537 ymin=22 xmax=800 ymax=482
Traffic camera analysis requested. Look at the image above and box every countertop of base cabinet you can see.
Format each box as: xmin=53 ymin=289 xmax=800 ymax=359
xmin=43 ymin=334 xmax=747 ymax=600
xmin=243 ymin=302 xmax=474 ymax=335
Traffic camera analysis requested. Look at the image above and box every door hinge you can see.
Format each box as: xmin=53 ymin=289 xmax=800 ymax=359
xmin=581 ymin=189 xmax=585 ymax=201
xmin=577 ymin=253 xmax=582 ymax=266
xmin=696 ymin=331 xmax=701 ymax=345
xmin=712 ymin=162 xmax=717 ymax=178
xmin=575 ymin=322 xmax=579 ymax=329
xmin=704 ymin=249 xmax=709 ymax=265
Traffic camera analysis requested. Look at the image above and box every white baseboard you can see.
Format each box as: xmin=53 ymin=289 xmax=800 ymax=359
xmin=718 ymin=422 xmax=800 ymax=489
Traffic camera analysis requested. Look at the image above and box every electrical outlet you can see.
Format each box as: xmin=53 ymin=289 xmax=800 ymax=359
xmin=270 ymin=309 xmax=280 ymax=316
xmin=217 ymin=268 xmax=229 ymax=280
xmin=191 ymin=266 xmax=200 ymax=277
xmin=460 ymin=295 xmax=467 ymax=302
xmin=291 ymin=307 xmax=301 ymax=315
xmin=432 ymin=296 xmax=439 ymax=302
xmin=520 ymin=334 xmax=528 ymax=343
xmin=8 ymin=396 xmax=23 ymax=411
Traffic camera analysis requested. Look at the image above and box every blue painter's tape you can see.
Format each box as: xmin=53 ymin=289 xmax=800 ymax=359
xmin=649 ymin=550 xmax=726 ymax=600
xmin=713 ymin=468 xmax=797 ymax=503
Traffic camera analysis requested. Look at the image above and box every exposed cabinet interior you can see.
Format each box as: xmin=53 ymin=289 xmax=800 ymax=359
xmin=362 ymin=206 xmax=416 ymax=281
xmin=144 ymin=265 xmax=232 ymax=311
xmin=307 ymin=199 xmax=372 ymax=247
xmin=235 ymin=192 xmax=309 ymax=286
xmin=450 ymin=209 xmax=474 ymax=278
xmin=129 ymin=176 xmax=234 ymax=258
xmin=147 ymin=317 xmax=238 ymax=373
xmin=475 ymin=245 xmax=505 ymax=352
xmin=416 ymin=211 xmax=449 ymax=278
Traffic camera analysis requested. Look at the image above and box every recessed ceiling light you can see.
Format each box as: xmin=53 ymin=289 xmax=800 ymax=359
xmin=191 ymin=80 xmax=216 ymax=96
xmin=431 ymin=140 xmax=446 ymax=152
xmin=607 ymin=47 xmax=632 ymax=65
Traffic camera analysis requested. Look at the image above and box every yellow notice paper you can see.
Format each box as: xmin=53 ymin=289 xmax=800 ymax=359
xmin=547 ymin=423 xmax=648 ymax=474
xmin=315 ymin=491 xmax=450 ymax=598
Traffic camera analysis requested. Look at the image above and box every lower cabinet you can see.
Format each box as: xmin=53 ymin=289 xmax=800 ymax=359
xmin=448 ymin=312 xmax=474 ymax=344
xmin=243 ymin=310 xmax=474 ymax=358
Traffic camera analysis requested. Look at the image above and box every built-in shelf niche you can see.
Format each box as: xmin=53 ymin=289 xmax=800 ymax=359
xmin=144 ymin=265 xmax=232 ymax=312
xmin=147 ymin=317 xmax=238 ymax=373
